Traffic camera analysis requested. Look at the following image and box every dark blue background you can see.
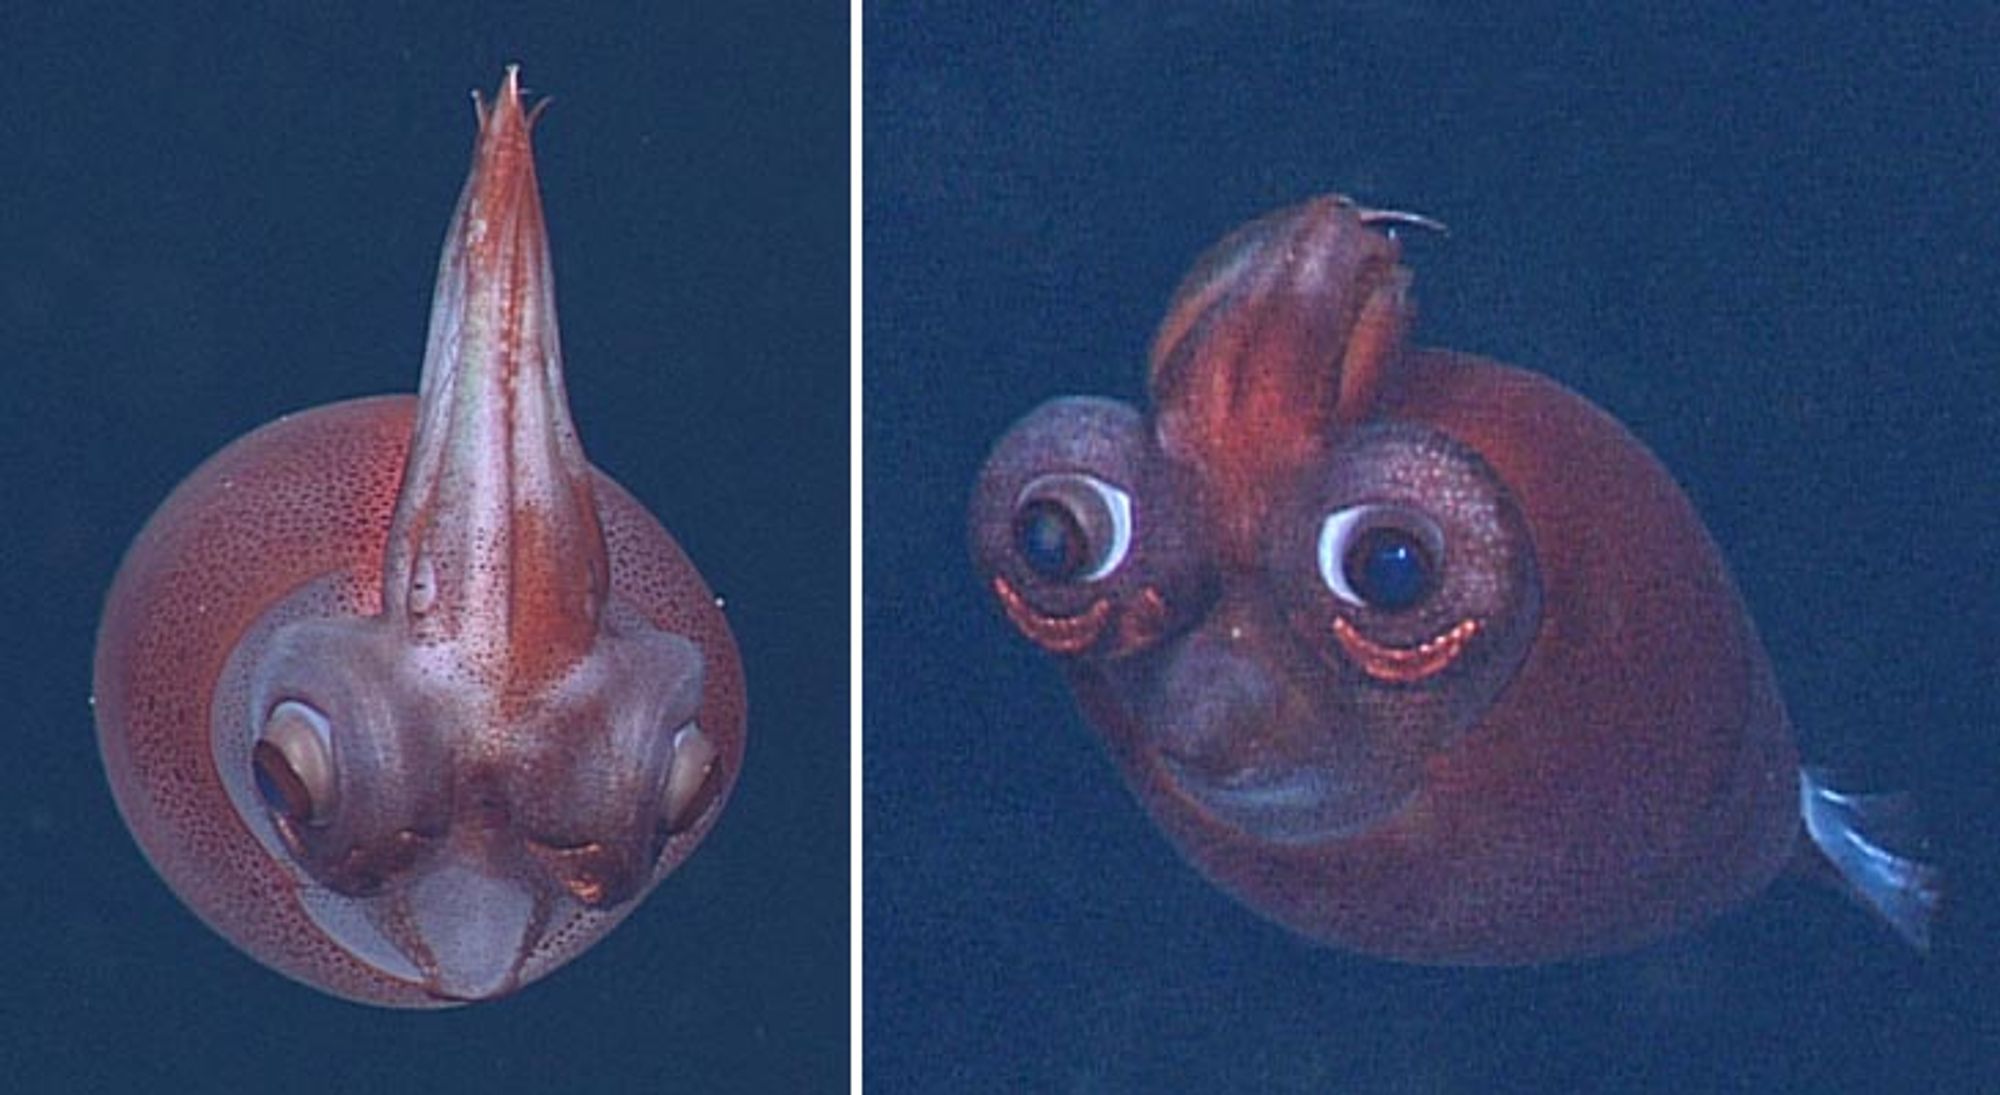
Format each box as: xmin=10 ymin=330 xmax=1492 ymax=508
xmin=866 ymin=6 xmax=1995 ymax=1092
xmin=3 ymin=3 xmax=846 ymax=1092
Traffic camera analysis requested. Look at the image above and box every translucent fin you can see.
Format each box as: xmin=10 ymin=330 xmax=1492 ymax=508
xmin=1799 ymin=767 xmax=1942 ymax=950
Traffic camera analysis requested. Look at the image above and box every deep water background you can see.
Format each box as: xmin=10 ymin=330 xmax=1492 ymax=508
xmin=866 ymin=5 xmax=1996 ymax=1093
xmin=2 ymin=4 xmax=846 ymax=1092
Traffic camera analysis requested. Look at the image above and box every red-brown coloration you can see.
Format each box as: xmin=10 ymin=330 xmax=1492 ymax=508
xmin=386 ymin=67 xmax=607 ymax=704
xmin=991 ymin=576 xmax=1176 ymax=660
xmin=1079 ymin=347 xmax=1801 ymax=963
xmin=1150 ymin=197 xmax=1413 ymax=567
xmin=991 ymin=576 xmax=1111 ymax=655
xmin=973 ymin=195 xmax=1831 ymax=964
xmin=96 ymin=398 xmax=745 ymax=1003
xmin=1112 ymin=587 xmax=1172 ymax=657
xmin=93 ymin=69 xmax=745 ymax=1005
xmin=1329 ymin=615 xmax=1478 ymax=684
xmin=97 ymin=405 xmax=406 ymax=1002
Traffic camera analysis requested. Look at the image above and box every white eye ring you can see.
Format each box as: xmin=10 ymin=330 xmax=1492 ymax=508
xmin=1317 ymin=506 xmax=1371 ymax=605
xmin=1316 ymin=504 xmax=1444 ymax=608
xmin=1014 ymin=473 xmax=1133 ymax=583
xmin=1079 ymin=479 xmax=1133 ymax=581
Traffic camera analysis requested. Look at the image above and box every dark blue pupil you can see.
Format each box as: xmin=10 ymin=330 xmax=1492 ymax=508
xmin=1343 ymin=527 xmax=1434 ymax=611
xmin=1014 ymin=499 xmax=1087 ymax=580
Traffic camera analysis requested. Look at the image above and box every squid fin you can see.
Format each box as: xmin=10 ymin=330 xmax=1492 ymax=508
xmin=1799 ymin=766 xmax=1943 ymax=950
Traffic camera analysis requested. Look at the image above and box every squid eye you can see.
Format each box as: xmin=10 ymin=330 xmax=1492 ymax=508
xmin=1010 ymin=473 xmax=1132 ymax=583
xmin=253 ymin=699 xmax=337 ymax=827
xmin=1318 ymin=505 xmax=1443 ymax=612
xmin=660 ymin=723 xmax=717 ymax=834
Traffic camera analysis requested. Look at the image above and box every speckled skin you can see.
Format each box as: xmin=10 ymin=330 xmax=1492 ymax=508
xmin=94 ymin=396 xmax=744 ymax=1005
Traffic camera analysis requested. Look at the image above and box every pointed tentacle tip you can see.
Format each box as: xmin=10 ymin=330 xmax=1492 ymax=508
xmin=473 ymin=65 xmax=549 ymax=129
